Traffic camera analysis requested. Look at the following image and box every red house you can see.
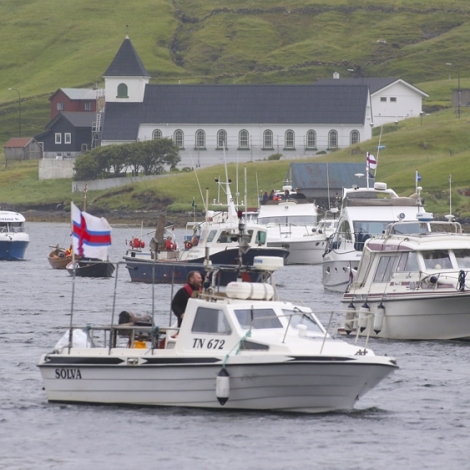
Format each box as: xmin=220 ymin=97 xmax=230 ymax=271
xmin=49 ymin=88 xmax=104 ymax=119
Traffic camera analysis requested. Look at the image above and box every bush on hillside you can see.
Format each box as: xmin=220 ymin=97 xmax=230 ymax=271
xmin=267 ymin=153 xmax=282 ymax=160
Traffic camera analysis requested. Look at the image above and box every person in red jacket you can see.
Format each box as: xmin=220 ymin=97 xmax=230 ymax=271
xmin=171 ymin=271 xmax=203 ymax=327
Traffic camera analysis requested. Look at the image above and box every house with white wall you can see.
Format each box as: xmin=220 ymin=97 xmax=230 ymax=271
xmin=315 ymin=74 xmax=429 ymax=127
xmin=100 ymin=37 xmax=374 ymax=169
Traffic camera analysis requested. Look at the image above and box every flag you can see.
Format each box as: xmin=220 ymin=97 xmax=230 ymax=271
xmin=71 ymin=202 xmax=112 ymax=260
xmin=366 ymin=152 xmax=377 ymax=169
xmin=416 ymin=171 xmax=422 ymax=182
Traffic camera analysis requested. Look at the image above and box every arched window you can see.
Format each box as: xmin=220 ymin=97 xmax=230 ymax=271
xmin=328 ymin=130 xmax=338 ymax=149
xmin=263 ymin=130 xmax=273 ymax=149
xmin=173 ymin=129 xmax=184 ymax=148
xmin=117 ymin=83 xmax=128 ymax=98
xmin=350 ymin=130 xmax=360 ymax=145
xmin=306 ymin=130 xmax=316 ymax=149
xmin=217 ymin=129 xmax=227 ymax=149
xmin=195 ymin=129 xmax=206 ymax=149
xmin=153 ymin=129 xmax=162 ymax=140
xmin=239 ymin=130 xmax=249 ymax=149
xmin=284 ymin=130 xmax=295 ymax=149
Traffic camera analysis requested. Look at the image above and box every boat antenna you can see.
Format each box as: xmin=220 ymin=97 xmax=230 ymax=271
xmin=244 ymin=167 xmax=248 ymax=215
xmin=375 ymin=126 xmax=383 ymax=177
xmin=326 ymin=162 xmax=331 ymax=210
xmin=236 ymin=151 xmax=240 ymax=207
xmin=189 ymin=151 xmax=207 ymax=213
xmin=82 ymin=182 xmax=88 ymax=211
xmin=255 ymin=171 xmax=260 ymax=210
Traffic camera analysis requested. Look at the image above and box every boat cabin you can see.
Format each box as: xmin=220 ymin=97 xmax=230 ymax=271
xmin=0 ymin=211 xmax=26 ymax=233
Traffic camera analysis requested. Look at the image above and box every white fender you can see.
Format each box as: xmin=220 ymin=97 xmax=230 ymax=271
xmin=358 ymin=302 xmax=370 ymax=332
xmin=216 ymin=368 xmax=230 ymax=405
xmin=343 ymin=302 xmax=356 ymax=334
xmin=373 ymin=303 xmax=385 ymax=334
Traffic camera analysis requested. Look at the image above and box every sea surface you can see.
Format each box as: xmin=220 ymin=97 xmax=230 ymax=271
xmin=1 ymin=222 xmax=469 ymax=470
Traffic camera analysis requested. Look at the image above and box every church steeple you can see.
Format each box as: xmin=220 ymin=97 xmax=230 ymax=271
xmin=103 ymin=36 xmax=150 ymax=103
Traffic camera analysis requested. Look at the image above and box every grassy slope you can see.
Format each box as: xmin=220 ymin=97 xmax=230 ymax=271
xmin=0 ymin=0 xmax=469 ymax=217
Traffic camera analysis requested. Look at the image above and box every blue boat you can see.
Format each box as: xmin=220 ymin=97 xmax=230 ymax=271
xmin=0 ymin=211 xmax=29 ymax=261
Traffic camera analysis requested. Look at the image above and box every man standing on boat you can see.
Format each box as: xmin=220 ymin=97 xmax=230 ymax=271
xmin=171 ymin=271 xmax=203 ymax=327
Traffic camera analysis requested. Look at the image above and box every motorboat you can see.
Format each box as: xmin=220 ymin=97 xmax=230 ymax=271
xmin=0 ymin=210 xmax=29 ymax=261
xmin=322 ymin=182 xmax=432 ymax=292
xmin=341 ymin=219 xmax=470 ymax=340
xmin=123 ymin=186 xmax=289 ymax=285
xmin=66 ymin=258 xmax=115 ymax=278
xmin=38 ymin=258 xmax=398 ymax=413
xmin=257 ymin=183 xmax=325 ymax=265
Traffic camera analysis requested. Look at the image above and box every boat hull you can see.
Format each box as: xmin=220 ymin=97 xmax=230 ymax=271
xmin=0 ymin=238 xmax=29 ymax=261
xmin=67 ymin=259 xmax=115 ymax=278
xmin=47 ymin=249 xmax=72 ymax=269
xmin=322 ymin=256 xmax=362 ymax=293
xmin=267 ymin=238 xmax=326 ymax=265
xmin=38 ymin=354 xmax=396 ymax=413
xmin=124 ymin=247 xmax=288 ymax=285
xmin=342 ymin=292 xmax=470 ymax=340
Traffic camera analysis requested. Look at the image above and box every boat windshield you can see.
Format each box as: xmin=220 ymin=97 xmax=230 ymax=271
xmin=258 ymin=215 xmax=317 ymax=226
xmin=0 ymin=222 xmax=24 ymax=232
xmin=234 ymin=308 xmax=283 ymax=329
xmin=353 ymin=221 xmax=390 ymax=236
xmin=454 ymin=249 xmax=470 ymax=269
xmin=389 ymin=222 xmax=430 ymax=235
xmin=282 ymin=309 xmax=324 ymax=334
xmin=422 ymin=250 xmax=453 ymax=270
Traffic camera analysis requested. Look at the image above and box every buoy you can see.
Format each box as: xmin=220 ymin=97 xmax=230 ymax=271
xmin=358 ymin=302 xmax=370 ymax=333
xmin=343 ymin=302 xmax=356 ymax=334
xmin=216 ymin=368 xmax=230 ymax=405
xmin=373 ymin=303 xmax=385 ymax=334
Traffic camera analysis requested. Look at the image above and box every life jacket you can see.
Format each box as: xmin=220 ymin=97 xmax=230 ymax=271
xmin=183 ymin=284 xmax=193 ymax=296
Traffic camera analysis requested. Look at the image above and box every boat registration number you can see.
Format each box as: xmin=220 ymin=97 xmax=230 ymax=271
xmin=55 ymin=368 xmax=82 ymax=379
xmin=192 ymin=338 xmax=225 ymax=349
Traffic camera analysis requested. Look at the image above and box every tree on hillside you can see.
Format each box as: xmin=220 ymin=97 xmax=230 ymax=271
xmin=73 ymin=139 xmax=180 ymax=180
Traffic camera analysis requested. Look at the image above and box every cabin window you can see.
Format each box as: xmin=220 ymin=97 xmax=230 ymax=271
xmin=373 ymin=255 xmax=400 ymax=283
xmin=234 ymin=308 xmax=282 ymax=330
xmin=263 ymin=130 xmax=273 ymax=149
xmin=339 ymin=221 xmax=352 ymax=241
xmin=153 ymin=129 xmax=162 ymax=140
xmin=422 ymin=250 xmax=452 ymax=270
xmin=355 ymin=249 xmax=372 ymax=286
xmin=206 ymin=230 xmax=217 ymax=243
xmin=191 ymin=307 xmax=232 ymax=335
xmin=255 ymin=230 xmax=266 ymax=245
xmin=217 ymin=231 xmax=235 ymax=244
xmin=353 ymin=221 xmax=389 ymax=236
xmin=117 ymin=83 xmax=128 ymax=98
xmin=283 ymin=310 xmax=323 ymax=333
xmin=454 ymin=249 xmax=470 ymax=269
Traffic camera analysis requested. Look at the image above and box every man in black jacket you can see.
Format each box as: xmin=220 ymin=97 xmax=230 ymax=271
xmin=171 ymin=271 xmax=203 ymax=327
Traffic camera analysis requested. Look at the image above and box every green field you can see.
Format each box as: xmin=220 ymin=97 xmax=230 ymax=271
xmin=0 ymin=0 xmax=469 ymax=218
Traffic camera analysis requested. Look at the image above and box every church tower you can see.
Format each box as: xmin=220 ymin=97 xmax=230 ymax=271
xmin=103 ymin=36 xmax=150 ymax=103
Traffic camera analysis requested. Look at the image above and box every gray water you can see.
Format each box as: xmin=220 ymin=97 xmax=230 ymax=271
xmin=1 ymin=223 xmax=469 ymax=469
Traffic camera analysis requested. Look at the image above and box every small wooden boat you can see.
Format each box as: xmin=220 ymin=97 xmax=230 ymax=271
xmin=66 ymin=258 xmax=115 ymax=278
xmin=47 ymin=245 xmax=72 ymax=269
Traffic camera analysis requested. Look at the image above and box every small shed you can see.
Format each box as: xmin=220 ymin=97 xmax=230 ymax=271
xmin=3 ymin=137 xmax=42 ymax=161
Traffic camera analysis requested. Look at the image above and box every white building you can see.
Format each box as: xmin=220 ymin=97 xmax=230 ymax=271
xmin=101 ymin=37 xmax=375 ymax=168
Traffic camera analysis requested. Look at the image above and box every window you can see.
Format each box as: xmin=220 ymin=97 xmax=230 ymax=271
xmin=64 ymin=133 xmax=71 ymax=144
xmin=380 ymin=97 xmax=387 ymax=102
xmin=306 ymin=130 xmax=316 ymax=149
xmin=56 ymin=102 xmax=64 ymax=111
xmin=191 ymin=307 xmax=232 ymax=334
xmin=217 ymin=129 xmax=227 ymax=149
xmin=396 ymin=252 xmax=419 ymax=272
xmin=373 ymin=255 xmax=400 ymax=283
xmin=350 ymin=130 xmax=360 ymax=145
xmin=284 ymin=130 xmax=295 ymax=149
xmin=81 ymin=143 xmax=88 ymax=152
xmin=153 ymin=129 xmax=162 ymax=140
xmin=55 ymin=133 xmax=61 ymax=144
xmin=422 ymin=250 xmax=452 ymax=270
xmin=454 ymin=249 xmax=470 ymax=269
xmin=173 ymin=129 xmax=184 ymax=148
xmin=328 ymin=130 xmax=338 ymax=148
xmin=390 ymin=97 xmax=397 ymax=102
xmin=283 ymin=310 xmax=324 ymax=334
xmin=117 ymin=83 xmax=128 ymax=98
xmin=238 ymin=130 xmax=249 ymax=149
xmin=263 ymin=130 xmax=273 ymax=149
xmin=234 ymin=308 xmax=283 ymax=329
xmin=195 ymin=129 xmax=206 ymax=149
xmin=84 ymin=102 xmax=92 ymax=111
xmin=206 ymin=230 xmax=217 ymax=243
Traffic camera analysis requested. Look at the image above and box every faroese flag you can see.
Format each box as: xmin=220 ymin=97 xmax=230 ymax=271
xmin=71 ymin=202 xmax=112 ymax=260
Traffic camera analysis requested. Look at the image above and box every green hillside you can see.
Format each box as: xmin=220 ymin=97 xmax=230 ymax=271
xmin=0 ymin=0 xmax=469 ymax=218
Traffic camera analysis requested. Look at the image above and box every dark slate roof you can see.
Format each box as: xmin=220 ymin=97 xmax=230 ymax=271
xmin=314 ymin=77 xmax=399 ymax=94
xmin=46 ymin=112 xmax=97 ymax=129
xmin=290 ymin=162 xmax=372 ymax=190
xmin=103 ymin=36 xmax=150 ymax=77
xmin=102 ymin=84 xmax=368 ymax=141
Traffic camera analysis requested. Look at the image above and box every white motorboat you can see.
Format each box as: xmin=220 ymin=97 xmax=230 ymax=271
xmin=38 ymin=258 xmax=397 ymax=413
xmin=258 ymin=183 xmax=326 ymax=265
xmin=322 ymin=182 xmax=431 ymax=292
xmin=341 ymin=219 xmax=470 ymax=340
xmin=0 ymin=211 xmax=29 ymax=260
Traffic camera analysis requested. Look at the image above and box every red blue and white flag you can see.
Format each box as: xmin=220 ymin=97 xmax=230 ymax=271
xmin=71 ymin=202 xmax=112 ymax=260
xmin=366 ymin=152 xmax=377 ymax=169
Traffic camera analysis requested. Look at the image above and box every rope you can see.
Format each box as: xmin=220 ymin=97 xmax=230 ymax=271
xmin=222 ymin=329 xmax=252 ymax=368
xmin=457 ymin=270 xmax=466 ymax=291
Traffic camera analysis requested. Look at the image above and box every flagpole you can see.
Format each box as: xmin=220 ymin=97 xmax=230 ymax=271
xmin=449 ymin=174 xmax=452 ymax=217
xmin=68 ymin=202 xmax=76 ymax=354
